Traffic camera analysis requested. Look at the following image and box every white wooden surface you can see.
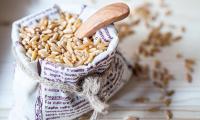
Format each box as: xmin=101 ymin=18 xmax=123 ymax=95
xmin=0 ymin=0 xmax=200 ymax=120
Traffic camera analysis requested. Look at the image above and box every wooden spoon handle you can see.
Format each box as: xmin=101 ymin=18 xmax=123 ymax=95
xmin=75 ymin=2 xmax=130 ymax=39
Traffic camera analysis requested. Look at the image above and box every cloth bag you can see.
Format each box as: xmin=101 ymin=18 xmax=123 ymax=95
xmin=10 ymin=4 xmax=133 ymax=120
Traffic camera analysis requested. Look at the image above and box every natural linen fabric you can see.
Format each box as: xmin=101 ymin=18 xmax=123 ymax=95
xmin=9 ymin=4 xmax=133 ymax=120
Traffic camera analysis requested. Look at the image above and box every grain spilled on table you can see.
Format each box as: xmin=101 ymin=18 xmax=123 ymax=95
xmin=116 ymin=0 xmax=197 ymax=120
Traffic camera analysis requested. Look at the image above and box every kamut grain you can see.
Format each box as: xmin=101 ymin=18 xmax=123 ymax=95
xmin=133 ymin=97 xmax=150 ymax=103
xmin=186 ymin=73 xmax=192 ymax=83
xmin=148 ymin=106 xmax=160 ymax=112
xmin=124 ymin=116 xmax=139 ymax=120
xmin=165 ymin=110 xmax=173 ymax=120
xmin=19 ymin=11 xmax=109 ymax=66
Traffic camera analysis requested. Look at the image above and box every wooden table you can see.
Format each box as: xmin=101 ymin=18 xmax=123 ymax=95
xmin=0 ymin=0 xmax=200 ymax=119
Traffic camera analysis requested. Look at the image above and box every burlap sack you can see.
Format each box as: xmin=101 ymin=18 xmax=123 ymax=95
xmin=10 ymin=4 xmax=133 ymax=120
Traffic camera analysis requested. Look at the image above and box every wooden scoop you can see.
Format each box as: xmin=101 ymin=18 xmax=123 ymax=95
xmin=75 ymin=2 xmax=130 ymax=39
